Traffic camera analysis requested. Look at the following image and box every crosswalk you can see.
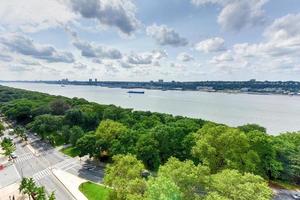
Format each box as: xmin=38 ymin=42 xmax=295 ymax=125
xmin=33 ymin=167 xmax=52 ymax=181
xmin=53 ymin=158 xmax=79 ymax=171
xmin=14 ymin=153 xmax=34 ymax=163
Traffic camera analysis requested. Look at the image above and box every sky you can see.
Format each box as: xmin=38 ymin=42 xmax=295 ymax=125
xmin=0 ymin=0 xmax=300 ymax=81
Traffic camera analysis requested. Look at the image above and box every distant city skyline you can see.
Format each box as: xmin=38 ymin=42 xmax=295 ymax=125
xmin=0 ymin=0 xmax=300 ymax=81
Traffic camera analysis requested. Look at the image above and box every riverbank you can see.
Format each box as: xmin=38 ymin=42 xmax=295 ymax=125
xmin=2 ymin=82 xmax=300 ymax=134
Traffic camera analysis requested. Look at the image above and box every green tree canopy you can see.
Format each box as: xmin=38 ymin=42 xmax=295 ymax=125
xmin=158 ymin=157 xmax=210 ymax=200
xmin=207 ymin=169 xmax=272 ymax=200
xmin=145 ymin=176 xmax=182 ymax=200
xmin=104 ymin=154 xmax=146 ymax=200
xmin=192 ymin=124 xmax=260 ymax=173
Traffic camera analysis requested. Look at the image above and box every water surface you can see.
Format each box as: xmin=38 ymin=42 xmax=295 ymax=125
xmin=2 ymin=82 xmax=300 ymax=135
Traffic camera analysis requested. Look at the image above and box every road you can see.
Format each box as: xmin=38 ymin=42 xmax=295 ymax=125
xmin=0 ymin=121 xmax=104 ymax=200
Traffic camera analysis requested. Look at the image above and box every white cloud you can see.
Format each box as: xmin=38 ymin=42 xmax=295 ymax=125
xmin=0 ymin=0 xmax=75 ymax=32
xmin=69 ymin=0 xmax=140 ymax=35
xmin=0 ymin=33 xmax=75 ymax=63
xmin=72 ymin=39 xmax=122 ymax=60
xmin=73 ymin=62 xmax=88 ymax=70
xmin=191 ymin=0 xmax=268 ymax=31
xmin=177 ymin=52 xmax=194 ymax=62
xmin=210 ymin=51 xmax=233 ymax=64
xmin=122 ymin=50 xmax=167 ymax=67
xmin=208 ymin=13 xmax=300 ymax=74
xmin=195 ymin=37 xmax=226 ymax=53
xmin=146 ymin=24 xmax=188 ymax=47
xmin=264 ymin=13 xmax=300 ymax=41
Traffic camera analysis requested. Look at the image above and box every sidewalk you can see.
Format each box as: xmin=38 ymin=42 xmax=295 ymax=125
xmin=0 ymin=182 xmax=28 ymax=200
xmin=52 ymin=169 xmax=88 ymax=200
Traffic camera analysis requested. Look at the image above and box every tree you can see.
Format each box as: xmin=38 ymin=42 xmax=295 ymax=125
xmin=19 ymin=177 xmax=55 ymax=200
xmin=206 ymin=169 xmax=272 ymax=200
xmin=19 ymin=178 xmax=36 ymax=200
xmin=69 ymin=126 xmax=84 ymax=146
xmin=136 ymin=134 xmax=160 ymax=170
xmin=48 ymin=192 xmax=56 ymax=200
xmin=61 ymin=125 xmax=71 ymax=144
xmin=104 ymin=154 xmax=147 ymax=200
xmin=238 ymin=124 xmax=266 ymax=133
xmin=76 ymin=133 xmax=97 ymax=157
xmin=246 ymin=130 xmax=282 ymax=179
xmin=29 ymin=114 xmax=63 ymax=139
xmin=0 ymin=122 xmax=4 ymax=137
xmin=49 ymin=98 xmax=70 ymax=115
xmin=158 ymin=157 xmax=210 ymax=200
xmin=150 ymin=125 xmax=190 ymax=163
xmin=65 ymin=109 xmax=84 ymax=126
xmin=192 ymin=124 xmax=260 ymax=173
xmin=35 ymin=186 xmax=47 ymax=200
xmin=273 ymin=132 xmax=300 ymax=184
xmin=1 ymin=137 xmax=16 ymax=158
xmin=95 ymin=120 xmax=128 ymax=156
xmin=145 ymin=176 xmax=182 ymax=200
xmin=109 ymin=129 xmax=140 ymax=156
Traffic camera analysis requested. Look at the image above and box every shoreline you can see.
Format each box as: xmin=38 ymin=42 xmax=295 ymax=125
xmin=1 ymin=82 xmax=300 ymax=98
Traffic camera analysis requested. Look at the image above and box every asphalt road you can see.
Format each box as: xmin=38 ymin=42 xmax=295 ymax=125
xmin=0 ymin=122 xmax=104 ymax=200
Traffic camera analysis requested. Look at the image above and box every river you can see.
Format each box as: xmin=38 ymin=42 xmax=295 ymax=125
xmin=2 ymin=82 xmax=300 ymax=135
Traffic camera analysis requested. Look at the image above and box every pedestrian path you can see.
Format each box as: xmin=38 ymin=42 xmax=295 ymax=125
xmin=33 ymin=167 xmax=52 ymax=181
xmin=14 ymin=153 xmax=34 ymax=163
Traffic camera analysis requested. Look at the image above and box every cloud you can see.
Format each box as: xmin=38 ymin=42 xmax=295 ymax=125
xmin=191 ymin=0 xmax=268 ymax=31
xmin=264 ymin=13 xmax=300 ymax=41
xmin=208 ymin=13 xmax=300 ymax=73
xmin=73 ymin=62 xmax=88 ymax=69
xmin=195 ymin=37 xmax=226 ymax=53
xmin=152 ymin=50 xmax=168 ymax=59
xmin=0 ymin=0 xmax=75 ymax=32
xmin=72 ymin=39 xmax=122 ymax=59
xmin=69 ymin=0 xmax=140 ymax=35
xmin=146 ymin=24 xmax=188 ymax=47
xmin=9 ymin=65 xmax=33 ymax=72
xmin=122 ymin=50 xmax=167 ymax=66
xmin=0 ymin=53 xmax=13 ymax=62
xmin=210 ymin=51 xmax=233 ymax=64
xmin=0 ymin=34 xmax=75 ymax=63
xmin=177 ymin=52 xmax=194 ymax=62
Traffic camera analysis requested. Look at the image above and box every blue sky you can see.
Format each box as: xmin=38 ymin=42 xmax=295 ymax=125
xmin=0 ymin=0 xmax=300 ymax=81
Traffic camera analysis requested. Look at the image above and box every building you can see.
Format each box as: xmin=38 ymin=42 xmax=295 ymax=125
xmin=158 ymin=79 xmax=164 ymax=83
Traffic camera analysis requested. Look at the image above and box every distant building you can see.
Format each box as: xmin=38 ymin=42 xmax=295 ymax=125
xmin=95 ymin=78 xmax=98 ymax=83
xmin=89 ymin=79 xmax=92 ymax=84
xmin=61 ymin=78 xmax=69 ymax=84
xmin=249 ymin=79 xmax=256 ymax=82
xmin=158 ymin=79 xmax=164 ymax=83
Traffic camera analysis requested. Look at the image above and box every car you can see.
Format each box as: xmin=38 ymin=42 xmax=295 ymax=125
xmin=292 ymin=193 xmax=300 ymax=200
xmin=10 ymin=153 xmax=17 ymax=159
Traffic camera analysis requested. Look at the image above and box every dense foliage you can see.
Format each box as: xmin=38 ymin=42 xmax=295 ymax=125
xmin=19 ymin=177 xmax=55 ymax=200
xmin=0 ymin=85 xmax=299 ymax=200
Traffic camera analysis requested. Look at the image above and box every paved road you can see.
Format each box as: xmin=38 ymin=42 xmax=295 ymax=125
xmin=273 ymin=189 xmax=300 ymax=200
xmin=0 ymin=122 xmax=104 ymax=200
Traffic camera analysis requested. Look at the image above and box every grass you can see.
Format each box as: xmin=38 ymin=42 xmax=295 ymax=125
xmin=60 ymin=146 xmax=80 ymax=157
xmin=79 ymin=182 xmax=111 ymax=200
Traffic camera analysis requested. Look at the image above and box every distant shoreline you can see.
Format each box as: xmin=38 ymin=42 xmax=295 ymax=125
xmin=1 ymin=81 xmax=300 ymax=97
